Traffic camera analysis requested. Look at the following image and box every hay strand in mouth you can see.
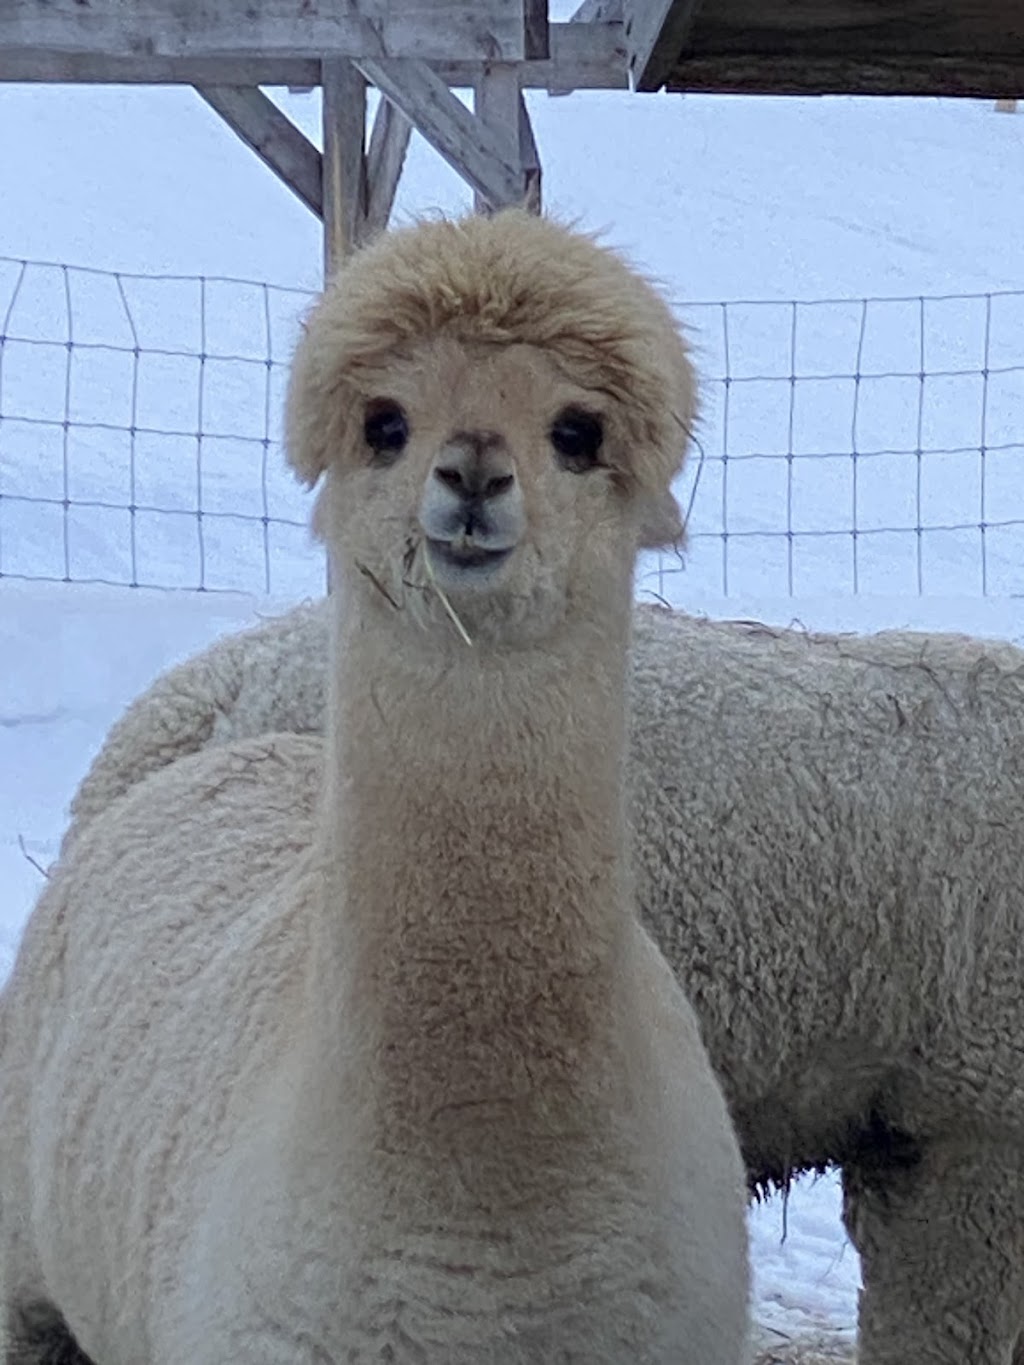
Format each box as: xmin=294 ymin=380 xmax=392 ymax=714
xmin=356 ymin=562 xmax=402 ymax=611
xmin=422 ymin=544 xmax=474 ymax=647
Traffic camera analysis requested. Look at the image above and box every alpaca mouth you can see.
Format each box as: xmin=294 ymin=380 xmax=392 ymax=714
xmin=426 ymin=539 xmax=513 ymax=573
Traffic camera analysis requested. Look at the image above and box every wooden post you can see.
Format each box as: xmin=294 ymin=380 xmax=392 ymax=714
xmin=320 ymin=58 xmax=368 ymax=593
xmin=321 ymin=58 xmax=367 ymax=280
xmin=473 ymin=63 xmax=536 ymax=214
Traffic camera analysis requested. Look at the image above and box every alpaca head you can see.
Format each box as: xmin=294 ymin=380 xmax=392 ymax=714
xmin=286 ymin=211 xmax=696 ymax=646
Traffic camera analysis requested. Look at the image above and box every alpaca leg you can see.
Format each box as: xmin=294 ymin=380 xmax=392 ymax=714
xmin=842 ymin=1139 xmax=1024 ymax=1364
xmin=3 ymin=1303 xmax=95 ymax=1365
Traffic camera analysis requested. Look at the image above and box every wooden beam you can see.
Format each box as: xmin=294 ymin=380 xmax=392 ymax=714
xmin=0 ymin=54 xmax=323 ymax=84
xmin=196 ymin=86 xmax=322 ymax=218
xmin=626 ymin=0 xmax=703 ymax=92
xmin=322 ymin=59 xmax=367 ymax=276
xmin=449 ymin=20 xmax=628 ymax=88
xmin=356 ymin=58 xmax=525 ymax=209
xmin=0 ymin=23 xmax=628 ymax=89
xmin=549 ymin=1 xmax=624 ymax=92
xmin=666 ymin=0 xmax=1024 ymax=98
xmin=0 ymin=0 xmax=530 ymax=64
xmin=365 ymin=97 xmax=413 ymax=238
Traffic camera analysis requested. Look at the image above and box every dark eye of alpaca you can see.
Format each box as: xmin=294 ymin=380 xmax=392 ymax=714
xmin=550 ymin=408 xmax=604 ymax=473
xmin=363 ymin=400 xmax=409 ymax=465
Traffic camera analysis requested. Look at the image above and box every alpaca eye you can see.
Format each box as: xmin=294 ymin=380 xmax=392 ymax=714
xmin=363 ymin=401 xmax=409 ymax=465
xmin=550 ymin=409 xmax=604 ymax=473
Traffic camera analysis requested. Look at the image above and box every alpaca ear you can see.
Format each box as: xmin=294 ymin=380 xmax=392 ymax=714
xmin=286 ymin=432 xmax=329 ymax=489
xmin=637 ymin=489 xmax=685 ymax=550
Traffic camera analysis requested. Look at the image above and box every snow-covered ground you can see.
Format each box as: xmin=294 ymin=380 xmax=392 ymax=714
xmin=1 ymin=47 xmax=1023 ymax=1355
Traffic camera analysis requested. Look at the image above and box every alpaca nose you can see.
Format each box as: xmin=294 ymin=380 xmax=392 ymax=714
xmin=420 ymin=429 xmax=524 ymax=556
xmin=433 ymin=432 xmax=516 ymax=504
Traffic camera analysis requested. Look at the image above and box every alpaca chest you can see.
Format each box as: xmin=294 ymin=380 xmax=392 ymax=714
xmin=171 ymin=1169 xmax=712 ymax=1365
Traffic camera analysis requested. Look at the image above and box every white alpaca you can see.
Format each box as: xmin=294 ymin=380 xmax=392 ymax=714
xmin=0 ymin=211 xmax=749 ymax=1365
xmin=65 ymin=595 xmax=1024 ymax=1365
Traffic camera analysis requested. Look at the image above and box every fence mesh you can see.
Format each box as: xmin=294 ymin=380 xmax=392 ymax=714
xmin=2 ymin=255 xmax=1023 ymax=602
xmin=642 ymin=289 xmax=1024 ymax=602
xmin=0 ymin=255 xmax=321 ymax=598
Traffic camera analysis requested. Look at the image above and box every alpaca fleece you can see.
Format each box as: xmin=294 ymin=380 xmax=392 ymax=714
xmin=0 ymin=210 xmax=748 ymax=1365
xmin=67 ymin=592 xmax=1024 ymax=1364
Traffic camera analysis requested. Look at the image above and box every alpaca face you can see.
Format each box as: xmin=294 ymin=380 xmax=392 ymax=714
xmin=290 ymin=215 xmax=698 ymax=645
xmin=316 ymin=334 xmax=649 ymax=643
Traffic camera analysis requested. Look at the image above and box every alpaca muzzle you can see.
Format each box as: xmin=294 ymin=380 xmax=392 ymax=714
xmin=419 ymin=431 xmax=525 ymax=571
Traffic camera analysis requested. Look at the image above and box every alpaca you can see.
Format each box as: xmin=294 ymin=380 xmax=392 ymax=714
xmin=63 ymin=593 xmax=1024 ymax=1364
xmin=0 ymin=211 xmax=750 ymax=1365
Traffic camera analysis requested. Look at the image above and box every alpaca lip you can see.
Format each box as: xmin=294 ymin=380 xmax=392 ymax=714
xmin=426 ymin=539 xmax=513 ymax=572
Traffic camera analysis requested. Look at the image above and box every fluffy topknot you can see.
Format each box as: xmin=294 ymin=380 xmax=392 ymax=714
xmin=285 ymin=210 xmax=696 ymax=501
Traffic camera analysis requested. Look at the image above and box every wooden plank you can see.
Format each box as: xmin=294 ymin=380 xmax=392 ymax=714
xmin=0 ymin=54 xmax=323 ymax=84
xmin=0 ymin=23 xmax=628 ymax=89
xmin=448 ymin=20 xmax=628 ymax=89
xmin=626 ymin=0 xmax=703 ymax=91
xmin=365 ymin=97 xmax=413 ymax=238
xmin=322 ymin=59 xmax=367 ymax=275
xmin=356 ymin=58 xmax=524 ymax=208
xmin=0 ymin=0 xmax=529 ymax=63
xmin=666 ymin=0 xmax=1024 ymax=97
xmin=196 ymin=86 xmax=322 ymax=217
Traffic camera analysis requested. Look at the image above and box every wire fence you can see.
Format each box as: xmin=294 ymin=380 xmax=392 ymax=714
xmin=1 ymin=254 xmax=1023 ymax=602
xmin=0 ymin=255 xmax=321 ymax=599
xmin=646 ymin=287 xmax=1024 ymax=601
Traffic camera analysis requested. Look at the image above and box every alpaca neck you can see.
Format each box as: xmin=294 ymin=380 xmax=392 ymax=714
xmin=315 ymin=589 xmax=634 ymax=1161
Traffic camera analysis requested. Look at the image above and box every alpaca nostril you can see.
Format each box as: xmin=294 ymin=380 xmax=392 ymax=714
xmin=433 ymin=464 xmax=514 ymax=504
xmin=435 ymin=466 xmax=466 ymax=494
xmin=483 ymin=472 xmax=514 ymax=499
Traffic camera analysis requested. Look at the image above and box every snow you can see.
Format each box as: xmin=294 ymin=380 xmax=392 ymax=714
xmin=2 ymin=51 xmax=1024 ymax=1355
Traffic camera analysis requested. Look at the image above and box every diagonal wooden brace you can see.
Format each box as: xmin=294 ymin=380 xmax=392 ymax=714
xmin=355 ymin=57 xmax=530 ymax=211
xmin=365 ymin=97 xmax=414 ymax=238
xmin=199 ymin=67 xmax=411 ymax=269
xmin=196 ymin=84 xmax=323 ymax=217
